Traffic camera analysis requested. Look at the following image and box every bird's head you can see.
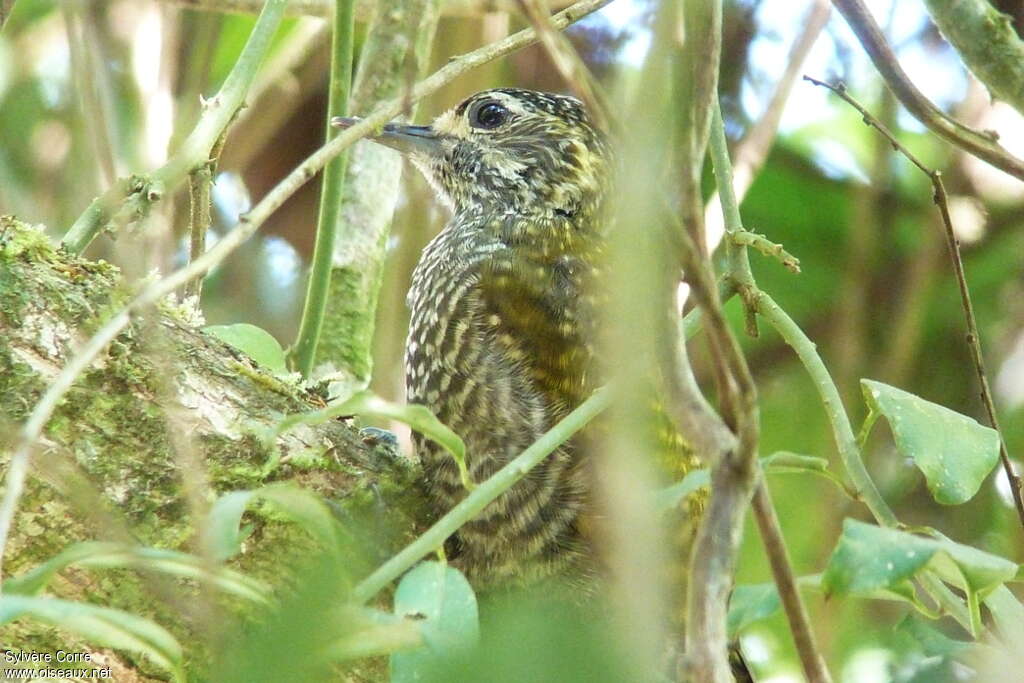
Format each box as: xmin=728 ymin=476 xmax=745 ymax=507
xmin=334 ymin=88 xmax=610 ymax=219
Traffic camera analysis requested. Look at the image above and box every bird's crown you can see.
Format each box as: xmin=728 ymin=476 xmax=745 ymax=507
xmin=339 ymin=88 xmax=610 ymax=220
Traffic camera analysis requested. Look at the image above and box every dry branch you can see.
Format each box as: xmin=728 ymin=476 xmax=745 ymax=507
xmin=831 ymin=0 xmax=1024 ymax=181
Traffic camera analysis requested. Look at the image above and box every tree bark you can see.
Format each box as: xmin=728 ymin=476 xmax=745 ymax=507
xmin=0 ymin=216 xmax=422 ymax=679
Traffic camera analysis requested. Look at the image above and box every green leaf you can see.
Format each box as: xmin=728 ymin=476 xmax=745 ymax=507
xmin=727 ymin=582 xmax=780 ymax=636
xmin=2 ymin=541 xmax=268 ymax=603
xmin=984 ymin=585 xmax=1024 ymax=652
xmin=203 ymin=483 xmax=344 ymax=562
xmin=823 ymin=519 xmax=1017 ymax=634
xmin=205 ymin=323 xmax=287 ymax=373
xmin=728 ymin=573 xmax=936 ymax=637
xmin=860 ymin=379 xmax=1000 ymax=505
xmin=0 ymin=595 xmax=185 ymax=681
xmin=390 ymin=562 xmax=479 ymax=683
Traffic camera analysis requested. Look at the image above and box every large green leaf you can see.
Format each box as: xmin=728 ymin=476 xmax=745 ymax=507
xmin=205 ymin=323 xmax=287 ymax=373
xmin=823 ymin=519 xmax=1017 ymax=634
xmin=2 ymin=541 xmax=268 ymax=603
xmin=860 ymin=379 xmax=999 ymax=505
xmin=390 ymin=562 xmax=479 ymax=683
xmin=0 ymin=595 xmax=185 ymax=681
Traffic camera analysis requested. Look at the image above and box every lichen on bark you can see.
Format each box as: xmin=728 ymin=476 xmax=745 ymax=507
xmin=315 ymin=0 xmax=441 ymax=396
xmin=0 ymin=216 xmax=424 ymax=679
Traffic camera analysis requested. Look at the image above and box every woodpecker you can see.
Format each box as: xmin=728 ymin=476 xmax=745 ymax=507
xmin=335 ymin=87 xmax=752 ymax=681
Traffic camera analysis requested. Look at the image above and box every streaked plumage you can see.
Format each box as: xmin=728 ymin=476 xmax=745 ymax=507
xmin=336 ymin=87 xmax=751 ymax=680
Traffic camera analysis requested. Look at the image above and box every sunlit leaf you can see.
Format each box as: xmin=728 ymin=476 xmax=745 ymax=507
xmin=0 ymin=595 xmax=185 ymax=681
xmin=390 ymin=561 xmax=479 ymax=683
xmin=205 ymin=323 xmax=287 ymax=373
xmin=861 ymin=379 xmax=1000 ymax=505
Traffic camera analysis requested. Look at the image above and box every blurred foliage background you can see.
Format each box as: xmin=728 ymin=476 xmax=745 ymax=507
xmin=2 ymin=0 xmax=1023 ymax=680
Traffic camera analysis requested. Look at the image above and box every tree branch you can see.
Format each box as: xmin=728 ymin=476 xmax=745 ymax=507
xmin=830 ymin=0 xmax=1024 ymax=182
xmin=310 ymin=0 xmax=441 ymax=394
xmin=1 ymin=0 xmax=16 ymax=35
xmin=353 ymin=388 xmax=611 ymax=603
xmin=156 ymin=0 xmax=577 ymax=19
xmin=670 ymin=3 xmax=763 ymax=681
xmin=705 ymin=0 xmax=830 ymax=248
xmin=708 ymin=98 xmax=831 ymax=683
xmin=290 ymin=0 xmax=359 ymax=377
xmin=923 ymin=0 xmax=1024 ymax=117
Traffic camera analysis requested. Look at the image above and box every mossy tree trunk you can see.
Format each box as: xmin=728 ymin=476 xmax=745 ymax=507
xmin=0 ymin=217 xmax=422 ymax=679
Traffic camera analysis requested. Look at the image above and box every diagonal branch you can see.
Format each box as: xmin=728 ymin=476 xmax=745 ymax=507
xmin=709 ymin=100 xmax=831 ymax=683
xmin=62 ymin=0 xmax=291 ymax=254
xmin=831 ymin=0 xmax=1024 ymax=182
xmin=0 ymin=0 xmax=15 ymax=32
xmin=922 ymin=0 xmax=1024 ymax=118
xmin=156 ymin=0 xmax=578 ymax=18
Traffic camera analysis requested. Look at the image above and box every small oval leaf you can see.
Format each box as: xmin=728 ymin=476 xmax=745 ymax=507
xmin=390 ymin=562 xmax=479 ymax=683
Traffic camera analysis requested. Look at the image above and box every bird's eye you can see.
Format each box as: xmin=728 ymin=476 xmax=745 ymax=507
xmin=469 ymin=101 xmax=509 ymax=130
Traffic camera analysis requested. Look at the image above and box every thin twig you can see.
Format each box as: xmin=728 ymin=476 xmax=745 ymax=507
xmin=309 ymin=0 xmax=440 ymax=395
xmin=352 ymin=388 xmax=611 ymax=604
xmin=728 ymin=230 xmax=800 ymax=273
xmin=672 ymin=3 xmax=762 ymax=681
xmin=515 ymin=0 xmax=613 ymax=131
xmin=226 ymin=18 xmax=329 ymax=169
xmin=62 ymin=1 xmax=118 ymax=189
xmin=185 ymin=130 xmax=226 ymax=299
xmin=806 ymin=75 xmax=1024 ymax=530
xmin=751 ymin=480 xmax=832 ymax=683
xmin=0 ymin=0 xmax=15 ymax=31
xmin=704 ymin=0 xmax=830 ymax=246
xmin=0 ymin=0 xmax=613 ymax=594
xmin=156 ymin=0 xmax=578 ymax=18
xmin=752 ymin=287 xmax=974 ymax=631
xmin=830 ymin=0 xmax=1024 ymax=181
xmin=289 ymin=0 xmax=358 ymax=377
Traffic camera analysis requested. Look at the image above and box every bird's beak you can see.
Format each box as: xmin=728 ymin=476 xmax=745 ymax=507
xmin=331 ymin=116 xmax=441 ymax=156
